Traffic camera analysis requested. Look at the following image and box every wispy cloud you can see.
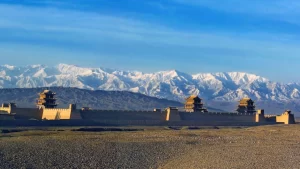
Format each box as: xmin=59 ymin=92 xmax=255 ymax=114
xmin=0 ymin=3 xmax=299 ymax=53
xmin=173 ymin=0 xmax=300 ymax=24
xmin=1 ymin=2 xmax=300 ymax=81
xmin=174 ymin=0 xmax=300 ymax=14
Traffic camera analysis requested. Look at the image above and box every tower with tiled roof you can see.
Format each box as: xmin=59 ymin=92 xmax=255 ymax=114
xmin=236 ymin=98 xmax=256 ymax=114
xmin=37 ymin=89 xmax=58 ymax=108
xmin=184 ymin=95 xmax=208 ymax=112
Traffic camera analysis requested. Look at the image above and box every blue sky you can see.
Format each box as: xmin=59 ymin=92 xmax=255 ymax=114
xmin=0 ymin=0 xmax=300 ymax=82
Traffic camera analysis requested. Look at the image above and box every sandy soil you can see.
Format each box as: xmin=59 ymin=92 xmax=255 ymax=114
xmin=0 ymin=125 xmax=299 ymax=169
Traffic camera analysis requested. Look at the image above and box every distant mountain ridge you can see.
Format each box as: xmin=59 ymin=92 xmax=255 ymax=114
xmin=0 ymin=87 xmax=182 ymax=110
xmin=0 ymin=87 xmax=225 ymax=112
xmin=1 ymin=63 xmax=300 ymax=103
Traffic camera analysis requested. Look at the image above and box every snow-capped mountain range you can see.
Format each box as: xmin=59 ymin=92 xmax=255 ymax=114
xmin=0 ymin=63 xmax=299 ymax=102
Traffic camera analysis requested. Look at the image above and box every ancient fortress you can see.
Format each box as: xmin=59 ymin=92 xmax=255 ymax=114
xmin=0 ymin=89 xmax=296 ymax=125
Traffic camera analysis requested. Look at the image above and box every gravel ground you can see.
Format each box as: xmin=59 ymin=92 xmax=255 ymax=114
xmin=0 ymin=125 xmax=300 ymax=169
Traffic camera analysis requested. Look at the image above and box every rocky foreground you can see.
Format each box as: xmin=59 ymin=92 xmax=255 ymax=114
xmin=0 ymin=125 xmax=300 ymax=169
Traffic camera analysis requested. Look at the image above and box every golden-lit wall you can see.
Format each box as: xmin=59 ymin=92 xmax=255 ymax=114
xmin=276 ymin=112 xmax=295 ymax=124
xmin=42 ymin=108 xmax=72 ymax=120
xmin=0 ymin=105 xmax=42 ymax=119
xmin=262 ymin=111 xmax=296 ymax=124
xmin=255 ymin=110 xmax=265 ymax=123
xmin=0 ymin=103 xmax=79 ymax=120
xmin=0 ymin=107 xmax=11 ymax=114
xmin=41 ymin=104 xmax=80 ymax=120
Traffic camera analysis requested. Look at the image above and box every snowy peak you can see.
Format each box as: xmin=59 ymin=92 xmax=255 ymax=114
xmin=193 ymin=72 xmax=268 ymax=85
xmin=2 ymin=64 xmax=15 ymax=70
xmin=152 ymin=70 xmax=192 ymax=83
xmin=0 ymin=63 xmax=298 ymax=102
xmin=160 ymin=70 xmax=183 ymax=77
xmin=57 ymin=64 xmax=94 ymax=76
xmin=225 ymin=72 xmax=268 ymax=84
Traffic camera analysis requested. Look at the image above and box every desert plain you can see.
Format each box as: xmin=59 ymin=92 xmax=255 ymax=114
xmin=0 ymin=124 xmax=299 ymax=169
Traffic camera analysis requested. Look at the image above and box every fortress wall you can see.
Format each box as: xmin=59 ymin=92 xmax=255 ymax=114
xmin=265 ymin=116 xmax=277 ymax=122
xmin=0 ymin=119 xmax=277 ymax=127
xmin=276 ymin=114 xmax=295 ymax=124
xmin=13 ymin=108 xmax=42 ymax=120
xmin=42 ymin=108 xmax=72 ymax=120
xmin=81 ymin=110 xmax=166 ymax=121
xmin=0 ymin=107 xmax=10 ymax=113
xmin=288 ymin=114 xmax=296 ymax=124
xmin=165 ymin=108 xmax=181 ymax=121
xmin=88 ymin=120 xmax=261 ymax=126
xmin=179 ymin=112 xmax=256 ymax=122
xmin=81 ymin=110 xmax=256 ymax=122
xmin=70 ymin=109 xmax=83 ymax=120
xmin=0 ymin=114 xmax=15 ymax=120
xmin=276 ymin=115 xmax=288 ymax=124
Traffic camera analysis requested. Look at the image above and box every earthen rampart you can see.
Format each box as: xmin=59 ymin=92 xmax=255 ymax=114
xmin=42 ymin=108 xmax=72 ymax=120
xmin=0 ymin=107 xmax=10 ymax=113
xmin=255 ymin=110 xmax=296 ymax=124
xmin=190 ymin=112 xmax=254 ymax=116
xmin=0 ymin=103 xmax=12 ymax=114
xmin=81 ymin=109 xmax=166 ymax=121
xmin=13 ymin=108 xmax=42 ymax=120
xmin=80 ymin=109 xmax=257 ymax=123
xmin=0 ymin=91 xmax=296 ymax=125
xmin=275 ymin=111 xmax=295 ymax=124
xmin=0 ymin=113 xmax=15 ymax=120
xmin=41 ymin=104 xmax=76 ymax=120
xmin=179 ymin=111 xmax=256 ymax=122
xmin=0 ymin=119 xmax=278 ymax=127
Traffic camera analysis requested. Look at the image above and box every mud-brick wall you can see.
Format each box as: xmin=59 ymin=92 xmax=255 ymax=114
xmin=13 ymin=108 xmax=42 ymax=120
xmin=0 ymin=114 xmax=14 ymax=120
xmin=179 ymin=112 xmax=256 ymax=122
xmin=0 ymin=107 xmax=10 ymax=113
xmin=81 ymin=110 xmax=166 ymax=121
xmin=42 ymin=108 xmax=72 ymax=120
xmin=276 ymin=114 xmax=295 ymax=124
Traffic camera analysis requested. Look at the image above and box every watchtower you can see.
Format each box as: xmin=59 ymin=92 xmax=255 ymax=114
xmin=184 ymin=95 xmax=208 ymax=112
xmin=236 ymin=98 xmax=256 ymax=114
xmin=37 ymin=89 xmax=57 ymax=108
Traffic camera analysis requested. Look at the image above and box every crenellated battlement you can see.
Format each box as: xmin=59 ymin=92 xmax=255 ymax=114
xmin=255 ymin=110 xmax=296 ymax=124
xmin=41 ymin=104 xmax=75 ymax=120
xmin=81 ymin=109 xmax=254 ymax=116
xmin=0 ymin=103 xmax=16 ymax=114
xmin=81 ymin=109 xmax=160 ymax=113
xmin=188 ymin=111 xmax=254 ymax=116
xmin=44 ymin=108 xmax=71 ymax=111
xmin=264 ymin=115 xmax=277 ymax=118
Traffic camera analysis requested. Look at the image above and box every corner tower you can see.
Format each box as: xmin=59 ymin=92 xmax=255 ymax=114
xmin=37 ymin=89 xmax=57 ymax=108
